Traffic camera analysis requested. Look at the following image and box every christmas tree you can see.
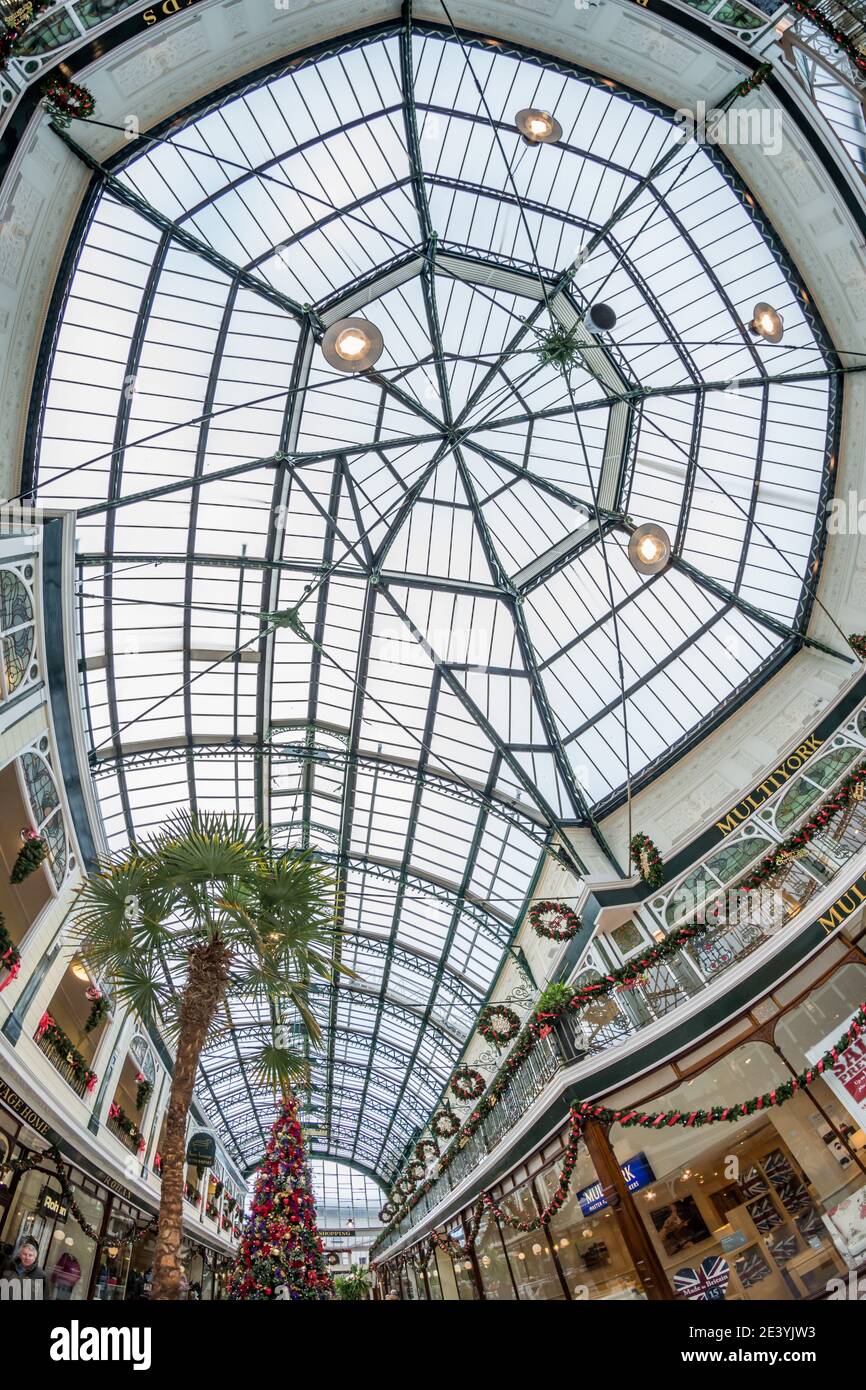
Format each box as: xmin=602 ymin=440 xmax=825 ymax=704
xmin=228 ymin=1094 xmax=333 ymax=1301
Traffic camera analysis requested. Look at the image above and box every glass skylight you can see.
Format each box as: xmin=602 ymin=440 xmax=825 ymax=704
xmin=28 ymin=22 xmax=836 ymax=1180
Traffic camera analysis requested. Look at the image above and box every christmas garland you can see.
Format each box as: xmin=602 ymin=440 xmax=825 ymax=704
xmin=0 ymin=913 xmax=21 ymax=994
xmin=732 ymin=62 xmax=773 ymax=97
xmin=43 ymin=77 xmax=95 ymax=128
xmin=450 ymin=1066 xmax=485 ymax=1101
xmin=576 ymin=1002 xmax=866 ymax=1130
xmin=10 ymin=834 xmax=47 ymax=884
xmin=629 ymin=831 xmax=665 ymax=889
xmin=529 ymin=900 xmax=581 ymax=941
xmin=35 ymin=1012 xmax=97 ymax=1091
xmin=84 ymin=993 xmax=109 ymax=1034
xmin=477 ymin=1004 xmax=521 ymax=1047
xmin=108 ymin=1101 xmax=145 ymax=1152
xmin=10 ymin=1144 xmax=157 ymax=1250
xmin=481 ymin=1109 xmax=582 ymax=1232
xmin=135 ymin=1073 xmax=153 ymax=1111
xmin=849 ymin=634 xmax=866 ymax=662
xmin=790 ymin=3 xmax=866 ymax=73
xmin=740 ymin=760 xmax=866 ymax=889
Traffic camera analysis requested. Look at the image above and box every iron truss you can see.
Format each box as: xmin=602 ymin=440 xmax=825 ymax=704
xmin=28 ymin=11 xmax=845 ymax=1178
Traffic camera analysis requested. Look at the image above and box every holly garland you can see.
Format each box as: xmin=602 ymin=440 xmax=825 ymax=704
xmin=43 ymin=77 xmax=95 ymax=128
xmin=849 ymin=634 xmax=866 ymax=662
xmin=10 ymin=834 xmax=47 ymax=884
xmin=740 ymin=760 xmax=866 ymax=889
xmin=576 ymin=1003 xmax=866 ymax=1130
xmin=790 ymin=2 xmax=866 ymax=73
xmin=135 ymin=1073 xmax=153 ymax=1111
xmin=84 ymin=993 xmax=109 ymax=1034
xmin=0 ymin=913 xmax=21 ymax=994
xmin=482 ymin=1109 xmax=582 ymax=1232
xmin=35 ymin=1012 xmax=97 ymax=1092
xmin=629 ymin=831 xmax=665 ymax=889
xmin=450 ymin=1065 xmax=485 ymax=1101
xmin=477 ymin=1004 xmax=521 ymax=1047
xmin=108 ymin=1101 xmax=145 ymax=1153
xmin=732 ymin=62 xmax=773 ymax=98
xmin=10 ymin=1144 xmax=157 ymax=1250
xmin=529 ymin=900 xmax=581 ymax=941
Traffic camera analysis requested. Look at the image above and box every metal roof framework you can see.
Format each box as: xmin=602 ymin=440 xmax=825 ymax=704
xmin=28 ymin=15 xmax=840 ymax=1179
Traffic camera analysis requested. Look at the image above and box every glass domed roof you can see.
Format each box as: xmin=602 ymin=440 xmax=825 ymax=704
xmin=28 ymin=19 xmax=837 ymax=1178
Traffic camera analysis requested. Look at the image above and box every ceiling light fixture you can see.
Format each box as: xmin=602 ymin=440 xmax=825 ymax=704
xmin=584 ymin=302 xmax=617 ymax=334
xmin=748 ymin=302 xmax=784 ymax=344
xmin=515 ymin=108 xmax=562 ymax=145
xmin=628 ymin=522 xmax=672 ymax=576
xmin=321 ymin=317 xmax=384 ymax=373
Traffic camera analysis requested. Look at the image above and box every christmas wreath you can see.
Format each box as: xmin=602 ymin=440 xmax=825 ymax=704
xmin=406 ymin=1160 xmax=426 ymax=1183
xmin=431 ymin=1108 xmax=461 ymax=1140
xmin=529 ymin=900 xmax=581 ymax=941
xmin=379 ymin=1202 xmax=397 ymax=1223
xmin=415 ymin=1137 xmax=439 ymax=1163
xmin=393 ymin=1174 xmax=416 ymax=1198
xmin=10 ymin=833 xmax=47 ymax=884
xmin=478 ymin=1004 xmax=520 ymax=1047
xmin=450 ymin=1065 xmax=485 ymax=1101
xmin=629 ymin=831 xmax=664 ymax=890
xmin=43 ymin=78 xmax=95 ymax=129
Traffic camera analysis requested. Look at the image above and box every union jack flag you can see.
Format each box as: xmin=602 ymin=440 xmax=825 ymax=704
xmin=673 ymin=1256 xmax=729 ymax=1301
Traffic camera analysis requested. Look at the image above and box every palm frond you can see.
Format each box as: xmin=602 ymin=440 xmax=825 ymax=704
xmin=248 ymin=1043 xmax=309 ymax=1094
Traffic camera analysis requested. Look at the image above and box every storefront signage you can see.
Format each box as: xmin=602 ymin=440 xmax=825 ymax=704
xmin=816 ymin=872 xmax=866 ymax=937
xmin=807 ymin=1010 xmax=866 ymax=1130
xmin=38 ymin=1185 xmax=68 ymax=1224
xmin=142 ymin=0 xmax=205 ymax=25
xmin=673 ymin=1256 xmax=729 ymax=1301
xmin=576 ymin=1152 xmax=654 ymax=1215
xmin=0 ymin=1079 xmax=50 ymax=1137
xmin=714 ymin=735 xmax=823 ymax=838
xmin=186 ymin=1132 xmax=216 ymax=1168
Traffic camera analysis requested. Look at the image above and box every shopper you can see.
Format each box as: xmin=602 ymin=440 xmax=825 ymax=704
xmin=1 ymin=1237 xmax=47 ymax=1290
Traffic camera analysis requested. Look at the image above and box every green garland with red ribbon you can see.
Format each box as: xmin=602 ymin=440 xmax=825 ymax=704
xmin=740 ymin=760 xmax=866 ymax=889
xmin=35 ymin=1012 xmax=97 ymax=1092
xmin=529 ymin=900 xmax=581 ymax=941
xmin=630 ymin=831 xmax=665 ymax=889
xmin=0 ymin=913 xmax=21 ymax=994
xmin=43 ymin=77 xmax=95 ymax=128
xmin=790 ymin=3 xmax=866 ymax=73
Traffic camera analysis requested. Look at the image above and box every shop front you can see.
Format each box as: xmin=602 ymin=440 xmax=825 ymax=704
xmin=381 ymin=950 xmax=866 ymax=1301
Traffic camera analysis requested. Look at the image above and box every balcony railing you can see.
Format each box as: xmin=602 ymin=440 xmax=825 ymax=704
xmin=106 ymin=1112 xmax=141 ymax=1154
xmin=34 ymin=1027 xmax=92 ymax=1098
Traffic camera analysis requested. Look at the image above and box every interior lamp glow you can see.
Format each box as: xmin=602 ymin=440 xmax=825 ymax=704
xmin=515 ymin=108 xmax=562 ymax=145
xmin=321 ymin=317 xmax=384 ymax=373
xmin=748 ymin=302 xmax=784 ymax=344
xmin=628 ymin=522 xmax=672 ymax=576
xmin=70 ymin=958 xmax=90 ymax=982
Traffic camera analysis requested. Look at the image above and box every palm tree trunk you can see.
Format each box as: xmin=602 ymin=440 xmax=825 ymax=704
xmin=151 ymin=940 xmax=232 ymax=1301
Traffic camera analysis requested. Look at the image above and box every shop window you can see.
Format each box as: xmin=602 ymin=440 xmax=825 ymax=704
xmin=35 ymin=961 xmax=110 ymax=1099
xmin=451 ymin=1249 xmax=480 ymax=1300
xmin=93 ymin=1208 xmax=134 ymax=1301
xmin=0 ymin=760 xmax=52 ymax=955
xmin=536 ymin=1146 xmax=644 ymax=1300
xmin=425 ymin=1255 xmax=443 ymax=1300
xmin=611 ymin=1038 xmax=860 ymax=1301
xmin=495 ymin=1182 xmax=566 ymax=1300
xmin=107 ymin=1050 xmax=149 ymax=1157
xmin=1 ymin=1165 xmax=102 ymax=1301
xmin=473 ymin=1207 xmax=517 ymax=1300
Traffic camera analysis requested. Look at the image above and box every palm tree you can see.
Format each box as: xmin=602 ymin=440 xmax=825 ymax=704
xmin=72 ymin=811 xmax=340 ymax=1301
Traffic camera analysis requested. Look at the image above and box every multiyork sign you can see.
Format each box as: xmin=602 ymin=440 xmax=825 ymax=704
xmin=817 ymin=873 xmax=866 ymax=937
xmin=576 ymin=1152 xmax=654 ymax=1215
xmin=714 ymin=735 xmax=823 ymax=838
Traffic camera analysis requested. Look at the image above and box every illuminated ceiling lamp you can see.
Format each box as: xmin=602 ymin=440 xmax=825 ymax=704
xmin=584 ymin=302 xmax=617 ymax=334
xmin=628 ymin=522 xmax=672 ymax=576
xmin=321 ymin=317 xmax=384 ymax=373
xmin=70 ymin=958 xmax=90 ymax=982
xmin=515 ymin=108 xmax=562 ymax=145
xmin=748 ymin=302 xmax=784 ymax=344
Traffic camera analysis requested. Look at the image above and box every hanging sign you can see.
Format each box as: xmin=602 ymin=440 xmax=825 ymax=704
xmin=185 ymin=1132 xmax=216 ymax=1168
xmin=38 ymin=1185 xmax=68 ymax=1224
xmin=576 ymin=1152 xmax=654 ymax=1215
